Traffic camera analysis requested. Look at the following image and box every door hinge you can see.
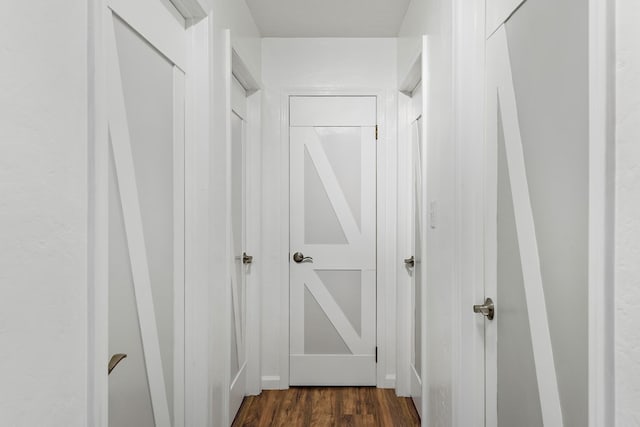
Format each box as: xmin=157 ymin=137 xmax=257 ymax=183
xmin=375 ymin=125 xmax=379 ymax=140
xmin=375 ymin=346 xmax=378 ymax=363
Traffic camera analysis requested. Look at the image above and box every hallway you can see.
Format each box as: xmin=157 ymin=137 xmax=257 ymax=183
xmin=1 ymin=0 xmax=637 ymax=425
xmin=231 ymin=388 xmax=420 ymax=427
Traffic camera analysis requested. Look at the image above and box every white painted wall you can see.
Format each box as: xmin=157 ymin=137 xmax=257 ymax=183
xmin=0 ymin=1 xmax=88 ymax=425
xmin=398 ymin=1 xmax=459 ymax=425
xmin=615 ymin=0 xmax=640 ymax=424
xmin=201 ymin=3 xmax=261 ymax=426
xmin=210 ymin=0 xmax=262 ymax=83
xmin=260 ymin=38 xmax=398 ymax=389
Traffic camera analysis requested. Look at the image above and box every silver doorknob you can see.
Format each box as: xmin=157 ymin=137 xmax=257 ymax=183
xmin=293 ymin=252 xmax=313 ymax=263
xmin=404 ymin=256 xmax=415 ymax=267
xmin=242 ymin=252 xmax=253 ymax=264
xmin=473 ymin=298 xmax=495 ymax=320
xmin=108 ymin=353 xmax=127 ymax=375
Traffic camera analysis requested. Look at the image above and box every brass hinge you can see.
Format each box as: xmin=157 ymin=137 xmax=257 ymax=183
xmin=375 ymin=346 xmax=378 ymax=363
xmin=375 ymin=125 xmax=379 ymax=140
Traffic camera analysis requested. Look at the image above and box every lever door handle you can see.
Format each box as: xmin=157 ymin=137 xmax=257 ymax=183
xmin=293 ymin=252 xmax=313 ymax=263
xmin=242 ymin=252 xmax=253 ymax=264
xmin=404 ymin=256 xmax=415 ymax=267
xmin=108 ymin=353 xmax=127 ymax=375
xmin=473 ymin=298 xmax=495 ymax=320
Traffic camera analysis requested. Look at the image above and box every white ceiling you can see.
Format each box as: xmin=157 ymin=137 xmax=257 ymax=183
xmin=245 ymin=0 xmax=412 ymax=37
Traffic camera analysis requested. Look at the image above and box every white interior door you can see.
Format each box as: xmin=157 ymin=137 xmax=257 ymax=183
xmin=229 ymin=76 xmax=249 ymax=421
xmin=483 ymin=0 xmax=589 ymax=425
xmin=289 ymin=96 xmax=377 ymax=386
xmin=408 ymin=84 xmax=424 ymax=415
xmin=106 ymin=2 xmax=186 ymax=426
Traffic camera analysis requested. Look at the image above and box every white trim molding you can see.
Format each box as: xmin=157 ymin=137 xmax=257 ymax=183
xmin=588 ymin=0 xmax=616 ymax=424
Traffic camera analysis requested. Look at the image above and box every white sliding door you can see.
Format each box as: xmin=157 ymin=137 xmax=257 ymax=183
xmin=289 ymin=96 xmax=377 ymax=386
xmin=105 ymin=2 xmax=186 ymax=426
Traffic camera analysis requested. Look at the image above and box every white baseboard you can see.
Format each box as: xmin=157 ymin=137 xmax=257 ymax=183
xmin=261 ymin=375 xmax=284 ymax=390
xmin=262 ymin=374 xmax=396 ymax=390
xmin=379 ymin=374 xmax=397 ymax=389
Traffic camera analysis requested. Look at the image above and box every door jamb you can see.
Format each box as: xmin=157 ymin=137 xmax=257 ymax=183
xmin=278 ymin=88 xmax=396 ymax=389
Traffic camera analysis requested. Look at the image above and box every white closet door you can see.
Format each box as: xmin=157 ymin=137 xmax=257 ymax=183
xmin=483 ymin=0 xmax=589 ymax=425
xmin=289 ymin=96 xmax=377 ymax=386
xmin=409 ymin=94 xmax=424 ymax=415
xmin=229 ymin=76 xmax=248 ymax=422
xmin=106 ymin=2 xmax=186 ymax=426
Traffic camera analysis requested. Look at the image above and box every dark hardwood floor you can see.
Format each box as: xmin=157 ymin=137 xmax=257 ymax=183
xmin=231 ymin=387 xmax=420 ymax=427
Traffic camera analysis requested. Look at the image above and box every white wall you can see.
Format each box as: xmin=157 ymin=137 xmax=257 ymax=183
xmin=260 ymin=38 xmax=398 ymax=389
xmin=200 ymin=2 xmax=261 ymax=425
xmin=615 ymin=0 xmax=640 ymax=424
xmin=0 ymin=1 xmax=88 ymax=425
xmin=210 ymin=0 xmax=262 ymax=83
xmin=398 ymin=1 xmax=459 ymax=425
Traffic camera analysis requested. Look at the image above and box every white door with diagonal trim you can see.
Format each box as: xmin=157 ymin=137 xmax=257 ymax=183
xmin=229 ymin=76 xmax=249 ymax=421
xmin=289 ymin=96 xmax=377 ymax=386
xmin=106 ymin=1 xmax=186 ymax=426
xmin=482 ymin=0 xmax=590 ymax=425
xmin=408 ymin=83 xmax=424 ymax=415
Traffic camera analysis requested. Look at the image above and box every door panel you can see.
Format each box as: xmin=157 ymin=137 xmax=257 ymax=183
xmin=290 ymin=96 xmax=377 ymax=386
xmin=229 ymin=105 xmax=247 ymax=420
xmin=106 ymin=6 xmax=185 ymax=427
xmin=484 ymin=0 xmax=588 ymax=424
xmin=410 ymin=115 xmax=424 ymax=414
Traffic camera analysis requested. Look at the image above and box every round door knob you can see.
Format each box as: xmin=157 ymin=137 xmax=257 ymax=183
xmin=293 ymin=252 xmax=313 ymax=263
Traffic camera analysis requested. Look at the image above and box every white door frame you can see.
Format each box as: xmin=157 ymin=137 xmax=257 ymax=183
xmin=452 ymin=0 xmax=486 ymax=425
xmin=586 ymin=0 xmax=615 ymax=423
xmin=87 ymin=0 xmax=210 ymax=425
xmin=278 ymin=88 xmax=396 ymax=389
xmin=467 ymin=0 xmax=615 ymax=425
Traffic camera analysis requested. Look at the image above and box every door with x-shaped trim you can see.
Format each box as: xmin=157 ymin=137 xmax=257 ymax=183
xmin=482 ymin=0 xmax=589 ymax=425
xmin=289 ymin=96 xmax=377 ymax=386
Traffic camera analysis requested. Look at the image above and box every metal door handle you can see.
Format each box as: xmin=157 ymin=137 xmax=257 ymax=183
xmin=242 ymin=252 xmax=253 ymax=264
xmin=108 ymin=353 xmax=127 ymax=375
xmin=404 ymin=256 xmax=415 ymax=267
xmin=293 ymin=252 xmax=313 ymax=263
xmin=473 ymin=298 xmax=495 ymax=320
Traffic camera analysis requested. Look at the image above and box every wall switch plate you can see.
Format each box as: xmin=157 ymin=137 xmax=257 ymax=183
xmin=429 ymin=200 xmax=437 ymax=229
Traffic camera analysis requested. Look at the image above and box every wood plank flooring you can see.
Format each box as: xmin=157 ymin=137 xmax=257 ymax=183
xmin=231 ymin=387 xmax=420 ymax=427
